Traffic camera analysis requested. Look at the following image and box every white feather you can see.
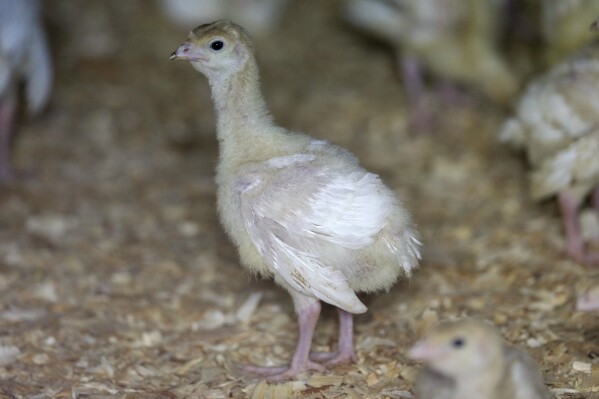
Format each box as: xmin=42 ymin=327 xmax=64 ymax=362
xmin=270 ymin=234 xmax=367 ymax=313
xmin=501 ymin=43 xmax=599 ymax=201
xmin=532 ymin=146 xmax=577 ymax=198
xmin=303 ymin=172 xmax=393 ymax=250
xmin=498 ymin=118 xmax=526 ymax=147
xmin=236 ymin=152 xmax=411 ymax=313
xmin=267 ymin=154 xmax=315 ymax=169
xmin=0 ymin=0 xmax=51 ymax=115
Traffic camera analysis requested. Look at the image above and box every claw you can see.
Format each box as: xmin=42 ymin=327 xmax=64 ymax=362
xmin=311 ymin=350 xmax=356 ymax=366
xmin=239 ymin=361 xmax=326 ymax=382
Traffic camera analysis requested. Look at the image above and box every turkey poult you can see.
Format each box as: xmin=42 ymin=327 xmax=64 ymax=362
xmin=0 ymin=0 xmax=52 ymax=183
xmin=345 ymin=0 xmax=518 ymax=128
xmin=409 ymin=319 xmax=554 ymax=399
xmin=170 ymin=21 xmax=421 ymax=381
xmin=499 ymin=42 xmax=599 ymax=266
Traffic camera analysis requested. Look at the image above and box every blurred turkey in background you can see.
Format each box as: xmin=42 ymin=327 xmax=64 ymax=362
xmin=344 ymin=0 xmax=519 ymax=131
xmin=158 ymin=0 xmax=290 ymax=36
xmin=500 ymin=28 xmax=599 ymax=266
xmin=0 ymin=0 xmax=51 ymax=182
xmin=541 ymin=0 xmax=599 ymax=66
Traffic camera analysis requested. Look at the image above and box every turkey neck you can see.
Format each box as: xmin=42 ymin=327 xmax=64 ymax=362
xmin=209 ymin=56 xmax=278 ymax=163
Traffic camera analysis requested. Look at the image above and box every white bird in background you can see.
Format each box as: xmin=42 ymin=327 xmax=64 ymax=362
xmin=345 ymin=0 xmax=518 ymax=130
xmin=170 ymin=20 xmax=421 ymax=381
xmin=158 ymin=0 xmax=289 ymax=36
xmin=0 ymin=0 xmax=52 ymax=183
xmin=499 ymin=42 xmax=599 ymax=266
xmin=409 ymin=319 xmax=554 ymax=399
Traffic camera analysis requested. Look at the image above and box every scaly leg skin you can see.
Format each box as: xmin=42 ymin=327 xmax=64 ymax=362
xmin=400 ymin=55 xmax=431 ymax=134
xmin=241 ymin=300 xmax=326 ymax=382
xmin=558 ymin=191 xmax=598 ymax=266
xmin=0 ymin=99 xmax=17 ymax=184
xmin=310 ymin=308 xmax=357 ymax=366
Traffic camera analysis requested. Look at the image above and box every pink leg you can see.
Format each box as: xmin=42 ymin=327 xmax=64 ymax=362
xmin=241 ymin=301 xmax=326 ymax=382
xmin=400 ymin=55 xmax=431 ymax=133
xmin=558 ymin=191 xmax=599 ymax=265
xmin=310 ymin=308 xmax=356 ymax=365
xmin=559 ymin=191 xmax=585 ymax=263
xmin=0 ymin=99 xmax=16 ymax=183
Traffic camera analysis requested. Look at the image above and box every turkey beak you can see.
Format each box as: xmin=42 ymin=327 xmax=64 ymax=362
xmin=408 ymin=340 xmax=445 ymax=361
xmin=170 ymin=41 xmax=205 ymax=61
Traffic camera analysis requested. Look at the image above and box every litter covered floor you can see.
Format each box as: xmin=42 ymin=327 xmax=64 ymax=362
xmin=0 ymin=1 xmax=597 ymax=398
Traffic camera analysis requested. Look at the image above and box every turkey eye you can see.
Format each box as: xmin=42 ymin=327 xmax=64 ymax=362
xmin=451 ymin=337 xmax=465 ymax=348
xmin=210 ymin=40 xmax=224 ymax=51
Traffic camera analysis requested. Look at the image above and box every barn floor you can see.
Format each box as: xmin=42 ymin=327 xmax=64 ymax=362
xmin=1 ymin=1 xmax=598 ymax=398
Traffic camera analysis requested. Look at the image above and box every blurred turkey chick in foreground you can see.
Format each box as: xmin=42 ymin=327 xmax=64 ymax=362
xmin=409 ymin=319 xmax=554 ymax=399
xmin=345 ymin=0 xmax=518 ymax=129
xmin=170 ymin=20 xmax=421 ymax=381
xmin=542 ymin=0 xmax=599 ymax=65
xmin=499 ymin=42 xmax=599 ymax=266
xmin=0 ymin=0 xmax=52 ymax=183
xmin=159 ymin=0 xmax=289 ymax=36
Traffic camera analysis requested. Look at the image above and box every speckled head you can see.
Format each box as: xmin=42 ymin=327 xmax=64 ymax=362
xmin=170 ymin=20 xmax=254 ymax=79
xmin=408 ymin=318 xmax=504 ymax=378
